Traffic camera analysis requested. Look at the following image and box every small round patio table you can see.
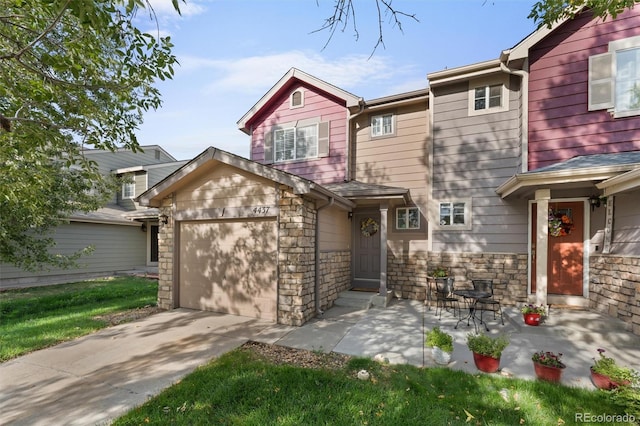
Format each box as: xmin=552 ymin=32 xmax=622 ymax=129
xmin=453 ymin=289 xmax=491 ymax=332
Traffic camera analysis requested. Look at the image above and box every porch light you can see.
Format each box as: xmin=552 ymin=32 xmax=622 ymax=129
xmin=159 ymin=214 xmax=168 ymax=225
xmin=589 ymin=195 xmax=601 ymax=212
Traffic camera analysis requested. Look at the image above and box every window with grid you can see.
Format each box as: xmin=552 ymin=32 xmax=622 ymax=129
xmin=274 ymin=124 xmax=318 ymax=162
xmin=371 ymin=113 xmax=394 ymax=137
xmin=438 ymin=200 xmax=471 ymax=230
xmin=474 ymin=85 xmax=502 ymax=111
xmin=122 ymin=181 xmax=135 ymax=199
xmin=396 ymin=207 xmax=420 ymax=230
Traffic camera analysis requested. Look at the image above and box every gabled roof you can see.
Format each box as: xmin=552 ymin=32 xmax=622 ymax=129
xmin=82 ymin=145 xmax=178 ymax=162
xmin=237 ymin=68 xmax=362 ymax=134
xmin=137 ymin=147 xmax=355 ymax=210
xmin=496 ymin=151 xmax=640 ymax=198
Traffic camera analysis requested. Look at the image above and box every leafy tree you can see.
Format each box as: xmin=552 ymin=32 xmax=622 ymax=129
xmin=0 ymin=0 xmax=178 ymax=270
xmin=528 ymin=0 xmax=640 ymax=27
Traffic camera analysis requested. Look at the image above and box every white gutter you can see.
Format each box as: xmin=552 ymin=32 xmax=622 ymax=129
xmin=500 ymin=60 xmax=529 ymax=173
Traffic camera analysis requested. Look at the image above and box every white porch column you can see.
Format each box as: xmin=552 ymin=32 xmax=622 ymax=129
xmin=535 ymin=189 xmax=550 ymax=307
xmin=379 ymin=203 xmax=388 ymax=296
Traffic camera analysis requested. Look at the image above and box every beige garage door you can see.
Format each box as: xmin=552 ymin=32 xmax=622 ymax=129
xmin=179 ymin=219 xmax=277 ymax=321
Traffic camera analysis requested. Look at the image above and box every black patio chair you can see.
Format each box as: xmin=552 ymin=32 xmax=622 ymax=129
xmin=435 ymin=277 xmax=459 ymax=319
xmin=472 ymin=279 xmax=504 ymax=325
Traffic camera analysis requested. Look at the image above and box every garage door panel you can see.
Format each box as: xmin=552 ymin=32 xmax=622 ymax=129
xmin=180 ymin=219 xmax=277 ymax=321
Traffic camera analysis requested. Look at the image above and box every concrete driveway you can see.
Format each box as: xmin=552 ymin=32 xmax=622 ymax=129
xmin=0 ymin=309 xmax=294 ymax=426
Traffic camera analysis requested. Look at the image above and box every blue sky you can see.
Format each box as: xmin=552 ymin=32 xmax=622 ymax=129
xmin=137 ymin=0 xmax=539 ymax=160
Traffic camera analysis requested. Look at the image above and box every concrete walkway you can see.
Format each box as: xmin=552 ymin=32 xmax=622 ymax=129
xmin=1 ymin=300 xmax=638 ymax=425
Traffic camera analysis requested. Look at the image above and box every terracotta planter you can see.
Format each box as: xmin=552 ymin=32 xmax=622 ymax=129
xmin=523 ymin=313 xmax=542 ymax=326
xmin=472 ymin=352 xmax=501 ymax=373
xmin=590 ymin=367 xmax=630 ymax=390
xmin=533 ymin=361 xmax=565 ymax=382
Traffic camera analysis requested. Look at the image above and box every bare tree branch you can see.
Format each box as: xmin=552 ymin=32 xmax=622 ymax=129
xmin=313 ymin=0 xmax=418 ymax=56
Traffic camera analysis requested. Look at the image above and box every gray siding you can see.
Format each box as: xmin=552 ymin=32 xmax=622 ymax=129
xmin=611 ymin=191 xmax=640 ymax=256
xmin=148 ymin=163 xmax=184 ymax=187
xmin=432 ymin=75 xmax=528 ymax=253
xmin=0 ymin=222 xmax=146 ymax=287
xmin=85 ymin=145 xmax=176 ymax=175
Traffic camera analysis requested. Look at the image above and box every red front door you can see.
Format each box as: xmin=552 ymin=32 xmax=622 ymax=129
xmin=531 ymin=201 xmax=584 ymax=296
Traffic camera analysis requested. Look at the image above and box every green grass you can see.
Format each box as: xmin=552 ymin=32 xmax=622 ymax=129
xmin=114 ymin=349 xmax=631 ymax=426
xmin=0 ymin=277 xmax=158 ymax=362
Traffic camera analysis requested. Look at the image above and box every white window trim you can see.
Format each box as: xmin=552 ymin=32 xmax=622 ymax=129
xmin=370 ymin=113 xmax=395 ymax=138
xmin=610 ymin=35 xmax=640 ymax=118
xmin=435 ymin=198 xmax=472 ymax=231
xmin=122 ymin=180 xmax=135 ymax=199
xmin=273 ymin=122 xmax=319 ymax=163
xmin=468 ymin=77 xmax=508 ymax=116
xmin=290 ymin=89 xmax=304 ymax=109
xmin=396 ymin=206 xmax=421 ymax=230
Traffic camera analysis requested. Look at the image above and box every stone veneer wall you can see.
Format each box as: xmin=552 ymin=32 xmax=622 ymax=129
xmin=277 ymin=186 xmax=317 ymax=326
xmin=157 ymin=198 xmax=174 ymax=310
xmin=388 ymin=251 xmax=528 ymax=305
xmin=590 ymin=255 xmax=640 ymax=336
xmin=318 ymin=250 xmax=351 ymax=310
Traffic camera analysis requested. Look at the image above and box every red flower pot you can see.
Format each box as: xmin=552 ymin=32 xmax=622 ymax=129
xmin=533 ymin=361 xmax=565 ymax=382
xmin=472 ymin=352 xmax=501 ymax=373
xmin=590 ymin=367 xmax=630 ymax=390
xmin=523 ymin=313 xmax=541 ymax=326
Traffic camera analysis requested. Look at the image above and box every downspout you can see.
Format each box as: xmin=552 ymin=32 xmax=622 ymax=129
xmin=345 ymin=99 xmax=365 ymax=182
xmin=315 ymin=197 xmax=334 ymax=315
xmin=499 ymin=59 xmax=529 ymax=173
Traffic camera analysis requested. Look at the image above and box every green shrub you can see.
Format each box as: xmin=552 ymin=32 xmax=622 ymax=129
xmin=466 ymin=332 xmax=509 ymax=359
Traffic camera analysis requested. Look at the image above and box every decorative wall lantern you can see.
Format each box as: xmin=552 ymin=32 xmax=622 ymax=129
xmin=589 ymin=195 xmax=602 ymax=212
xmin=159 ymin=214 xmax=168 ymax=225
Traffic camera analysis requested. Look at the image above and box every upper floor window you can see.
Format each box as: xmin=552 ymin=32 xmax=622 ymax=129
xmin=396 ymin=207 xmax=420 ymax=230
xmin=589 ymin=35 xmax=640 ymax=118
xmin=290 ymin=90 xmax=304 ymax=109
xmin=474 ymin=85 xmax=502 ymax=110
xmin=468 ymin=78 xmax=508 ymax=116
xmin=263 ymin=119 xmax=330 ymax=164
xmin=371 ymin=113 xmax=394 ymax=137
xmin=274 ymin=124 xmax=318 ymax=162
xmin=437 ymin=199 xmax=472 ymax=230
xmin=122 ymin=180 xmax=135 ymax=199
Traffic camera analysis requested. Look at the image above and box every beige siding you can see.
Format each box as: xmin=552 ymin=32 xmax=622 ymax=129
xmin=176 ymin=164 xmax=277 ymax=211
xmin=431 ymin=75 xmax=529 ymax=253
xmin=318 ymin=205 xmax=350 ymax=251
xmin=354 ymin=101 xmax=430 ymax=251
xmin=0 ymin=222 xmax=146 ymax=286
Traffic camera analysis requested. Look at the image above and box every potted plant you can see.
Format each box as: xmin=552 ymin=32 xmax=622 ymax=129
xmin=466 ymin=332 xmax=509 ymax=373
xmin=425 ymin=326 xmax=453 ymax=365
xmin=590 ymin=348 xmax=640 ymax=390
xmin=531 ymin=350 xmax=565 ymax=382
xmin=430 ymin=266 xmax=449 ymax=278
xmin=521 ymin=304 xmax=546 ymax=326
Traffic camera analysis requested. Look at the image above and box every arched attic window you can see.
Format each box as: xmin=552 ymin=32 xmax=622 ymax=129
xmin=290 ymin=90 xmax=304 ymax=109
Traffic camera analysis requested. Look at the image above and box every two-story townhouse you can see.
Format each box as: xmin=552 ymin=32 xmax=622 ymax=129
xmin=139 ymin=69 xmax=430 ymax=325
xmin=141 ymin=9 xmax=639 ymax=333
xmin=0 ymin=145 xmax=187 ymax=289
xmin=430 ymin=8 xmax=640 ymax=333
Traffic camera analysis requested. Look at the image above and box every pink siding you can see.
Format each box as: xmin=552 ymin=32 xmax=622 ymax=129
xmin=249 ymin=81 xmax=348 ymax=184
xmin=528 ymin=9 xmax=640 ymax=171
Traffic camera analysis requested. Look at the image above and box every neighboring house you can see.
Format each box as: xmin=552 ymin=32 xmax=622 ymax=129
xmin=0 ymin=145 xmax=187 ymax=289
xmin=141 ymin=9 xmax=639 ymax=334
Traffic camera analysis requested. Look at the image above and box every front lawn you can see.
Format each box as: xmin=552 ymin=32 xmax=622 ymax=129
xmin=0 ymin=277 xmax=158 ymax=362
xmin=114 ymin=345 xmax=631 ymax=426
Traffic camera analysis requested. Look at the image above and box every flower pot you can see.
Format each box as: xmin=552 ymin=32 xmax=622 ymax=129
xmin=533 ymin=361 xmax=565 ymax=382
xmin=590 ymin=367 xmax=630 ymax=390
xmin=472 ymin=352 xmax=500 ymax=373
xmin=523 ymin=313 xmax=542 ymax=326
xmin=432 ymin=347 xmax=452 ymax=365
